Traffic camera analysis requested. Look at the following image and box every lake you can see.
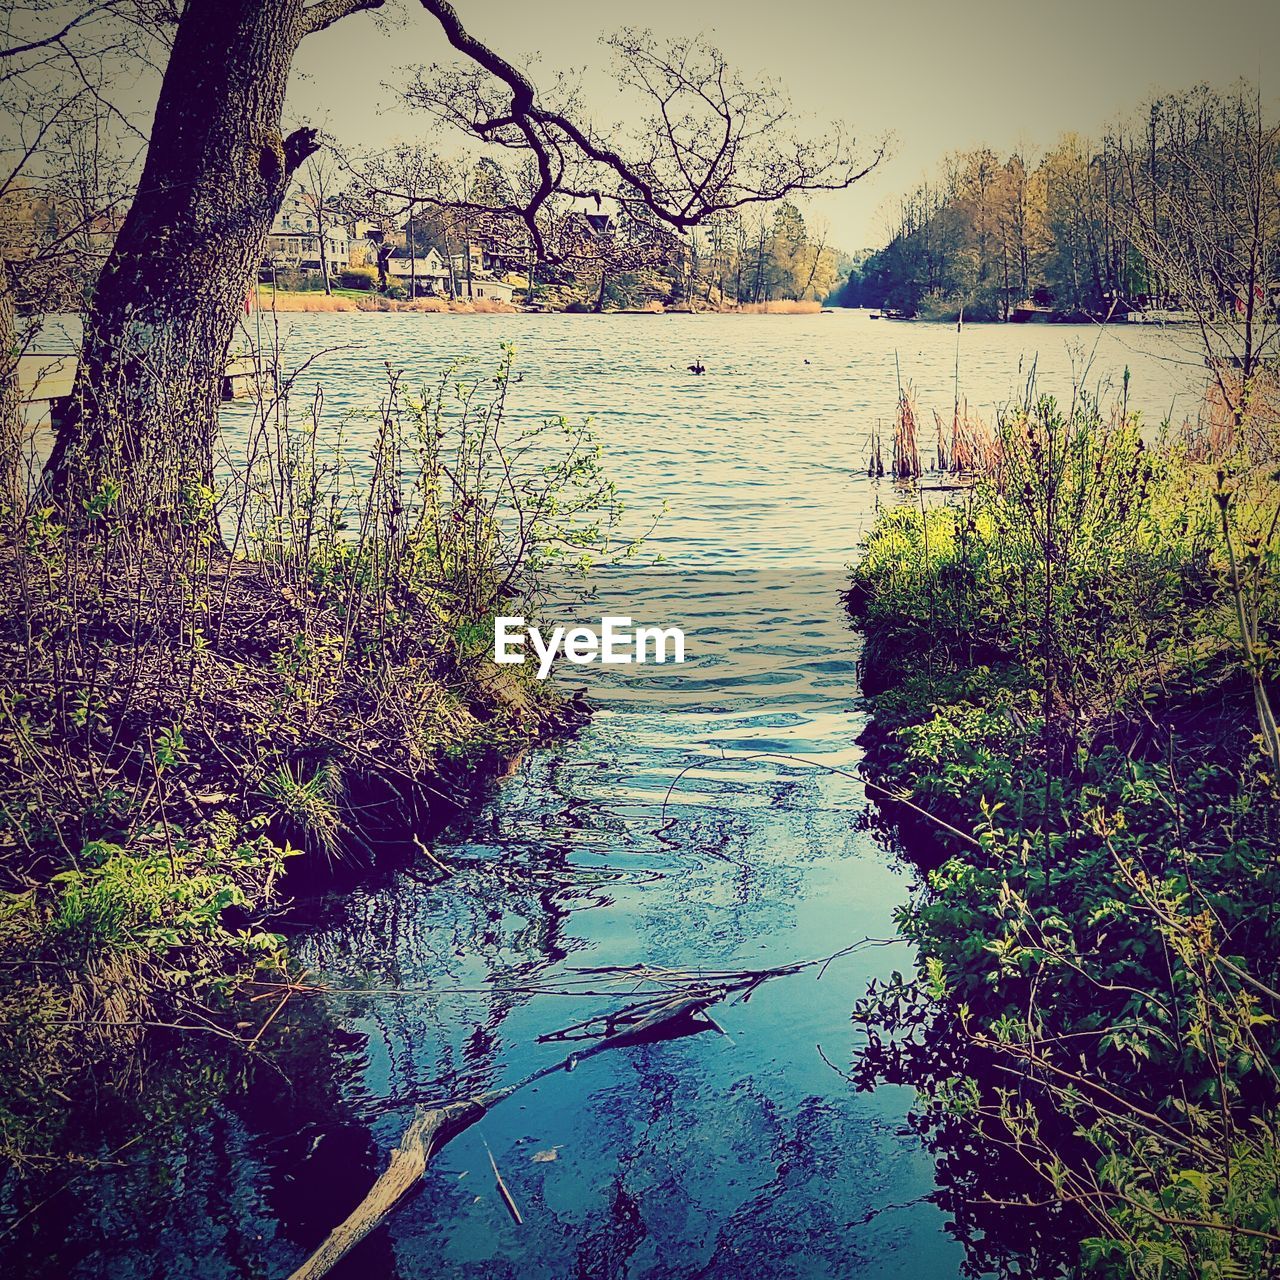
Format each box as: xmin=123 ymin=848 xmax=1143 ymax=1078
xmin=10 ymin=311 xmax=1206 ymax=1279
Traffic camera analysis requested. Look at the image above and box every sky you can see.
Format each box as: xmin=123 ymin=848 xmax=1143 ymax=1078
xmin=290 ymin=0 xmax=1280 ymax=253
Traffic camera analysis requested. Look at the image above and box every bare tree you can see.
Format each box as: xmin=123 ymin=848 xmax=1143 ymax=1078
xmin=293 ymin=148 xmax=342 ymax=294
xmin=402 ymin=16 xmax=884 ymax=261
xmin=38 ymin=0 xmax=883 ymax=517
xmin=1117 ymin=86 xmax=1280 ymax=418
xmin=355 ymin=143 xmax=457 ymax=296
xmin=559 ymin=197 xmax=681 ymax=311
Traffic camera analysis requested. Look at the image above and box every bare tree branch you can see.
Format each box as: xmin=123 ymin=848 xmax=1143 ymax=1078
xmin=0 ymin=2 xmax=111 ymax=58
xmin=302 ymin=0 xmax=385 ymax=38
xmin=409 ymin=1 xmax=885 ymax=251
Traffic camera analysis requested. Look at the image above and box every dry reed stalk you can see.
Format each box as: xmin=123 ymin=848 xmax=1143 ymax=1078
xmin=258 ymin=292 xmax=518 ymax=315
xmin=733 ymin=299 xmax=822 ymax=314
xmin=893 ymin=382 xmax=922 ymax=479
xmin=868 ymin=422 xmax=884 ymax=477
xmin=258 ymin=291 xmax=359 ymax=312
xmin=953 ymin=401 xmax=1000 ymax=476
xmin=1181 ymin=370 xmax=1280 ymax=465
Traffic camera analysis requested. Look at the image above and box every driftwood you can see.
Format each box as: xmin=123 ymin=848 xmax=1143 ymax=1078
xmin=283 ymin=942 xmax=891 ymax=1280
xmin=286 ymin=992 xmax=718 ymax=1280
xmin=287 ymin=1095 xmax=495 ymax=1280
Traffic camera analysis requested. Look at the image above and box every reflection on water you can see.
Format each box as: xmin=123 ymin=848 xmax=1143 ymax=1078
xmin=4 ymin=313 xmax=1202 ymax=1278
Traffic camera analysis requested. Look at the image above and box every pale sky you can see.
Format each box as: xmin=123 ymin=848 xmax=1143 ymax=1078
xmin=290 ymin=0 xmax=1280 ymax=253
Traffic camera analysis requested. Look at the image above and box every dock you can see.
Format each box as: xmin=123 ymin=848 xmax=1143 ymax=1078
xmin=18 ymin=350 xmax=264 ymax=427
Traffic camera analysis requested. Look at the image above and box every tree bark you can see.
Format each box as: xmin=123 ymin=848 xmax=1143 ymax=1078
xmin=45 ymin=0 xmax=313 ymax=517
xmin=0 ymin=262 xmax=23 ymax=510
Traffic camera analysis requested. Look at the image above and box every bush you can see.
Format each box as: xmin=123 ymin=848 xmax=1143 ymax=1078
xmin=849 ymin=386 xmax=1280 ymax=1276
xmin=338 ymin=266 xmax=378 ymax=291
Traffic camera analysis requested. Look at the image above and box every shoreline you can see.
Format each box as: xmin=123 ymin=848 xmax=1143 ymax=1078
xmin=247 ymin=290 xmax=826 ymax=316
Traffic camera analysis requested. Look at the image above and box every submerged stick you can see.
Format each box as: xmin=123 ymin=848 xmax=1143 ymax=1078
xmin=286 ymin=991 xmax=718 ymax=1280
xmin=484 ymin=1138 xmax=523 ymax=1225
xmin=287 ymin=1094 xmax=499 ymax=1280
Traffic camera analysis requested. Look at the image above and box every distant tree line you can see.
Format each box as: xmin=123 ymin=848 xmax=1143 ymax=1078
xmin=833 ymin=84 xmax=1280 ymax=323
xmin=343 ymin=140 xmax=849 ymax=311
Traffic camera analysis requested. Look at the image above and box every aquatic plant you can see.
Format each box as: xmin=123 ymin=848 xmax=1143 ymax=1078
xmin=892 ymin=381 xmax=922 ymax=479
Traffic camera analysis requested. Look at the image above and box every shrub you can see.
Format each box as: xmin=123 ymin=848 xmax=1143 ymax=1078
xmin=337 ymin=266 xmax=378 ymax=291
xmin=849 ymin=384 xmax=1280 ymax=1276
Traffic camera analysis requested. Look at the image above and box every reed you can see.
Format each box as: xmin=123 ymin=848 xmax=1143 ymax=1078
xmin=732 ymin=299 xmax=822 ymax=314
xmin=932 ymin=399 xmax=1001 ymax=476
xmin=1178 ymin=367 xmax=1280 ymax=464
xmin=892 ymin=382 xmax=922 ymax=479
xmin=254 ymin=291 xmax=518 ymax=314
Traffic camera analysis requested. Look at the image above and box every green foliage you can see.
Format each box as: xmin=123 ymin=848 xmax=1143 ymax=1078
xmin=836 ymin=84 xmax=1277 ymax=322
xmin=337 ymin=266 xmax=378 ymax=291
xmin=852 ymin=396 xmax=1248 ymax=726
xmin=20 ymin=826 xmax=286 ymax=961
xmin=0 ymin=820 xmax=287 ymax=1149
xmin=259 ymin=760 xmax=342 ymax=859
xmin=850 ymin=391 xmax=1280 ymax=1275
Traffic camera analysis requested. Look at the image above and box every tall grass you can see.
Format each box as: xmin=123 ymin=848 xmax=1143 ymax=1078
xmin=0 ymin=347 xmax=622 ymax=1158
xmin=849 ymin=379 xmax=1280 ymax=1277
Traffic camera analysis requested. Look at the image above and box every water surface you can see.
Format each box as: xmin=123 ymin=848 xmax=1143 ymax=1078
xmin=12 ymin=311 xmax=1202 ymax=1279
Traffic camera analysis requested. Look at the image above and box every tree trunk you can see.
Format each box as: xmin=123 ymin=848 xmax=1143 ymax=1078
xmin=408 ymin=203 xmax=417 ymax=298
xmin=593 ymin=267 xmax=607 ymax=313
xmin=45 ymin=0 xmax=313 ymax=517
xmin=319 ymin=217 xmax=331 ymax=295
xmin=0 ymin=262 xmax=24 ymax=510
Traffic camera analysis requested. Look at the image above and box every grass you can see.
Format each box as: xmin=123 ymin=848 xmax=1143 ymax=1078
xmin=848 ymin=379 xmax=1280 ymax=1277
xmin=0 ymin=348 xmax=623 ymax=1167
xmin=252 ymin=289 xmax=518 ymax=313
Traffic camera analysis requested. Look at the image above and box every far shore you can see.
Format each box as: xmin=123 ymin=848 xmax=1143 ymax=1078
xmin=250 ymin=289 xmax=825 ymax=316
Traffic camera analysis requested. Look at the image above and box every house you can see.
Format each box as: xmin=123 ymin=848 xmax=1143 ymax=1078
xmin=263 ymin=193 xmax=350 ymax=276
xmin=448 ymin=239 xmax=528 ymax=282
xmin=465 ymin=274 xmax=517 ymax=304
xmin=385 ymin=245 xmax=450 ymax=294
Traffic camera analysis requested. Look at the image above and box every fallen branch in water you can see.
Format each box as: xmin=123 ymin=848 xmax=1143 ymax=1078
xmin=286 ymin=1093 xmax=493 ymax=1280
xmin=286 ymin=990 xmax=717 ymax=1280
xmin=285 ymin=941 xmax=883 ymax=1280
xmin=248 ymin=938 xmax=896 ymax=1008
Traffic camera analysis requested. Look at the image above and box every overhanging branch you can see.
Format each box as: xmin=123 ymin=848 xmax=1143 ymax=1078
xmin=302 ymin=0 xmax=386 ymax=37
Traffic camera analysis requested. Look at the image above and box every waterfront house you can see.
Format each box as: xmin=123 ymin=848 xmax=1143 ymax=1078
xmin=263 ymin=194 xmax=350 ymax=278
xmin=385 ymin=245 xmax=450 ymax=294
